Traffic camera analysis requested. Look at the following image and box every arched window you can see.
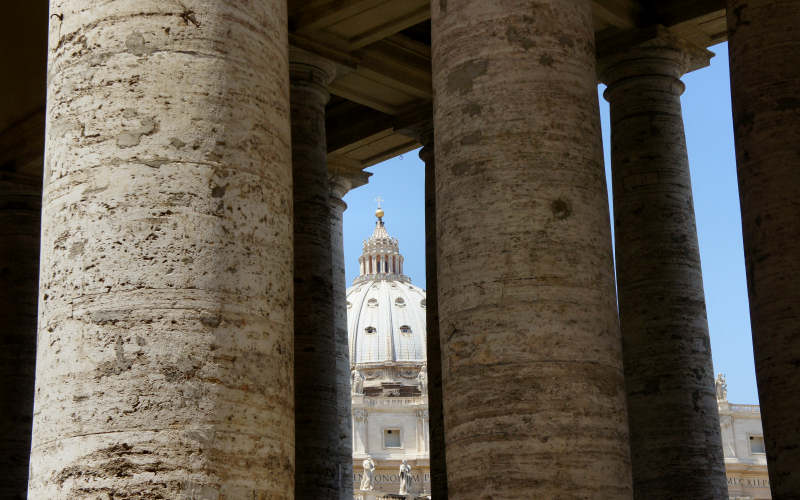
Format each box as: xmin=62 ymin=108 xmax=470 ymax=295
xmin=365 ymin=326 xmax=377 ymax=334
xmin=394 ymin=297 xmax=406 ymax=307
xmin=399 ymin=325 xmax=412 ymax=335
xmin=367 ymin=298 xmax=378 ymax=308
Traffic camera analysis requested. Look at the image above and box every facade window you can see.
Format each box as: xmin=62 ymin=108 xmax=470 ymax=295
xmin=384 ymin=428 xmax=402 ymax=448
xmin=365 ymin=326 xmax=377 ymax=334
xmin=750 ymin=435 xmax=766 ymax=454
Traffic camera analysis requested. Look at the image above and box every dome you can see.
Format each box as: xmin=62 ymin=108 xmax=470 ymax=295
xmin=347 ymin=212 xmax=426 ymax=365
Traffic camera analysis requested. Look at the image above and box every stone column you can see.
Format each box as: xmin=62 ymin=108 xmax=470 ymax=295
xmin=290 ymin=47 xmax=339 ymax=497
xmin=30 ymin=2 xmax=293 ymax=498
xmin=600 ymin=29 xmax=727 ymax=499
xmin=421 ymin=135 xmax=448 ymax=499
xmin=1 ymin=110 xmax=43 ymax=500
xmin=431 ymin=1 xmax=632 ymax=497
xmin=727 ymin=1 xmax=800 ymax=495
xmin=328 ymin=157 xmax=368 ymax=500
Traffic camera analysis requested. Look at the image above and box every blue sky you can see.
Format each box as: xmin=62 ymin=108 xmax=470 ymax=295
xmin=343 ymin=42 xmax=758 ymax=404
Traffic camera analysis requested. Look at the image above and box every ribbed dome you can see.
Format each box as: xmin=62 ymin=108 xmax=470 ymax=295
xmin=347 ymin=212 xmax=427 ymax=365
xmin=347 ymin=279 xmax=427 ymax=364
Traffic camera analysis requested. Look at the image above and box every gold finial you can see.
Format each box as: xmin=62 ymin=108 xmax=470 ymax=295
xmin=375 ymin=196 xmax=384 ymax=219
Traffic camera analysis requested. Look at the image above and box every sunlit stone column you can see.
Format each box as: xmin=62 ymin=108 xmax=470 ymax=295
xmin=290 ymin=48 xmax=339 ymax=497
xmin=431 ymin=1 xmax=632 ymax=497
xmin=727 ymin=1 xmax=800 ymax=494
xmin=600 ymin=29 xmax=727 ymax=499
xmin=1 ymin=110 xmax=43 ymax=500
xmin=30 ymin=2 xmax=293 ymax=497
xmin=328 ymin=157 xmax=369 ymax=500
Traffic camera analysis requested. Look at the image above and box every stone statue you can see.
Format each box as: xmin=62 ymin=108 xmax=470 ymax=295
xmin=398 ymin=458 xmax=412 ymax=495
xmin=352 ymin=369 xmax=364 ymax=395
xmin=418 ymin=365 xmax=427 ymax=394
xmin=360 ymin=456 xmax=375 ymax=491
xmin=715 ymin=373 xmax=727 ymax=401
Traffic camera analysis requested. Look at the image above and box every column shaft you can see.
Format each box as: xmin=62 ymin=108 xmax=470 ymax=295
xmin=422 ymin=141 xmax=448 ymax=498
xmin=431 ymin=1 xmax=631 ymax=497
xmin=30 ymin=2 xmax=293 ymax=497
xmin=329 ymin=193 xmax=353 ymax=500
xmin=290 ymin=51 xmax=338 ymax=496
xmin=1 ymin=111 xmax=43 ymax=500
xmin=727 ymin=1 xmax=800 ymax=494
xmin=602 ymin=33 xmax=727 ymax=498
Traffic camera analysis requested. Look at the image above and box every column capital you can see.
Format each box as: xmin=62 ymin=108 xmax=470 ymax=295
xmin=289 ymin=46 xmax=337 ymax=88
xmin=598 ymin=25 xmax=713 ymax=91
xmin=328 ymin=154 xmax=371 ymax=200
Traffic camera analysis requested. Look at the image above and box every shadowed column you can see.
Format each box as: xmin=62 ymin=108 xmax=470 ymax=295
xmin=600 ymin=29 xmax=727 ymax=499
xmin=328 ymin=158 xmax=369 ymax=500
xmin=29 ymin=1 xmax=294 ymax=497
xmin=290 ymin=48 xmax=339 ymax=498
xmin=431 ymin=1 xmax=632 ymax=497
xmin=727 ymin=1 xmax=800 ymax=495
xmin=421 ymin=135 xmax=448 ymax=499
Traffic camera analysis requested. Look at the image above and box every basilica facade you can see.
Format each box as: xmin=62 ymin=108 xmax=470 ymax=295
xmin=347 ymin=211 xmax=431 ymax=499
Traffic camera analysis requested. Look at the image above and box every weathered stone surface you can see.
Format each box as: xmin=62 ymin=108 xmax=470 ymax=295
xmin=601 ymin=30 xmax=727 ymax=499
xmin=30 ymin=1 xmax=294 ymax=497
xmin=421 ymin=139 xmax=448 ymax=499
xmin=290 ymin=49 xmax=339 ymax=498
xmin=431 ymin=1 xmax=632 ymax=497
xmin=727 ymin=0 xmax=800 ymax=495
xmin=328 ymin=190 xmax=353 ymax=500
xmin=1 ymin=111 xmax=44 ymax=500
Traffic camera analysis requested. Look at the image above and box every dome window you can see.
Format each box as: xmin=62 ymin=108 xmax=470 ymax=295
xmin=394 ymin=297 xmax=406 ymax=307
xmin=367 ymin=298 xmax=378 ymax=308
xmin=399 ymin=325 xmax=412 ymax=335
xmin=420 ymin=299 xmax=427 ymax=309
xmin=365 ymin=326 xmax=377 ymax=335
xmin=346 ymin=301 xmax=352 ymax=309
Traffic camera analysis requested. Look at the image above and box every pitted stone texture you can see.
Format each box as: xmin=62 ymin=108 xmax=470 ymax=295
xmin=329 ymin=193 xmax=353 ymax=500
xmin=602 ymin=34 xmax=727 ymax=499
xmin=1 ymin=110 xmax=44 ymax=500
xmin=727 ymin=0 xmax=800 ymax=495
xmin=432 ymin=1 xmax=632 ymax=497
xmin=421 ymin=142 xmax=448 ymax=499
xmin=290 ymin=52 xmax=338 ymax=497
xmin=30 ymin=1 xmax=293 ymax=498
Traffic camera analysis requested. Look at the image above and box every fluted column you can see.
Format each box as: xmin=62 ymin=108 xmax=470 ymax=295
xmin=600 ymin=29 xmax=726 ymax=499
xmin=290 ymin=48 xmax=338 ymax=497
xmin=727 ymin=1 xmax=800 ymax=495
xmin=30 ymin=1 xmax=293 ymax=498
xmin=432 ymin=1 xmax=631 ymax=497
xmin=1 ymin=110 xmax=43 ymax=500
xmin=420 ymin=134 xmax=448 ymax=499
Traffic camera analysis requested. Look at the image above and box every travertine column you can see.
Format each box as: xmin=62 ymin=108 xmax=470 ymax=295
xmin=421 ymin=137 xmax=448 ymax=499
xmin=432 ymin=1 xmax=632 ymax=497
xmin=329 ymin=191 xmax=352 ymax=500
xmin=727 ymin=1 xmax=800 ymax=494
xmin=30 ymin=2 xmax=293 ymax=498
xmin=1 ymin=111 xmax=43 ymax=500
xmin=600 ymin=30 xmax=727 ymax=499
xmin=328 ymin=158 xmax=368 ymax=500
xmin=290 ymin=48 xmax=338 ymax=497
